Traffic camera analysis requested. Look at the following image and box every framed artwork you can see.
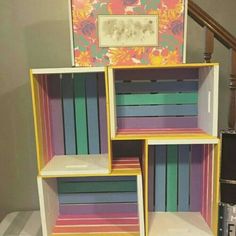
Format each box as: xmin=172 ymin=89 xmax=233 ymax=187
xmin=98 ymin=15 xmax=158 ymax=47
xmin=70 ymin=0 xmax=187 ymax=67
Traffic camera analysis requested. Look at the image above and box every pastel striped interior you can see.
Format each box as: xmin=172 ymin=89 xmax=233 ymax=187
xmin=117 ymin=117 xmax=198 ymax=129
xmin=35 ymin=72 xmax=108 ymax=163
xmin=112 ymin=157 xmax=141 ymax=172
xmin=117 ymin=105 xmax=198 ymax=117
xmin=149 ymin=144 xmax=213 ymax=216
xmin=54 ymin=175 xmax=140 ymax=235
xmin=114 ymin=68 xmax=199 ymax=132
xmin=53 ymin=213 xmax=140 ymax=235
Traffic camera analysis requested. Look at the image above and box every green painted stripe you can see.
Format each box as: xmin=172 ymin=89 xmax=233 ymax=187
xmin=58 ymin=181 xmax=137 ymax=193
xmin=74 ymin=75 xmax=88 ymax=154
xmin=3 ymin=211 xmax=32 ymax=235
xmin=166 ymin=145 xmax=178 ymax=212
xmin=116 ymin=93 xmax=198 ymax=105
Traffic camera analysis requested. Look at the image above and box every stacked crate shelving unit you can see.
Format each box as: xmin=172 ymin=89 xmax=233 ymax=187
xmin=31 ymin=63 xmax=221 ymax=236
xmin=107 ymin=63 xmax=221 ymax=236
xmin=30 ymin=67 xmax=145 ymax=236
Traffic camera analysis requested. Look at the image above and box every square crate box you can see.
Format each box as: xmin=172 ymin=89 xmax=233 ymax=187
xmin=108 ymin=63 xmax=219 ymax=141
xmin=30 ymin=67 xmax=110 ymax=177
xmin=69 ymin=0 xmax=188 ymax=67
xmin=38 ymin=175 xmax=145 ymax=236
xmin=145 ymin=142 xmax=220 ymax=236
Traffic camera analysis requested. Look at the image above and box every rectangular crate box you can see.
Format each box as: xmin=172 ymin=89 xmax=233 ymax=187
xmin=108 ymin=63 xmax=219 ymax=141
xmin=145 ymin=142 xmax=220 ymax=236
xmin=30 ymin=67 xmax=110 ymax=176
xmin=38 ymin=175 xmax=145 ymax=236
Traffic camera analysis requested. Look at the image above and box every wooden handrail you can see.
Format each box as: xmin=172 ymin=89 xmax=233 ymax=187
xmin=188 ymin=0 xmax=236 ymax=130
xmin=188 ymin=0 xmax=236 ymax=50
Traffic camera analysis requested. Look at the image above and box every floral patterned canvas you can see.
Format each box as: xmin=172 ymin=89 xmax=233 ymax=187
xmin=71 ymin=0 xmax=186 ymax=67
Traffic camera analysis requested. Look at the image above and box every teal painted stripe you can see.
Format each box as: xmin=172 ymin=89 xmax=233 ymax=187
xmin=3 ymin=212 xmax=32 ymax=235
xmin=116 ymin=93 xmax=198 ymax=106
xmin=117 ymin=104 xmax=198 ymax=117
xmin=86 ymin=74 xmax=100 ymax=154
xmin=74 ymin=74 xmax=88 ymax=154
xmin=62 ymin=75 xmax=76 ymax=155
xmin=58 ymin=181 xmax=137 ymax=193
xmin=166 ymin=145 xmax=178 ymax=212
xmin=178 ymin=145 xmax=190 ymax=211
xmin=155 ymin=145 xmax=167 ymax=212
xmin=116 ymin=81 xmax=198 ymax=93
xmin=59 ymin=176 xmax=136 ymax=182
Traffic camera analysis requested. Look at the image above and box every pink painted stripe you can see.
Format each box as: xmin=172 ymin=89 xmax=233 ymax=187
xmin=112 ymin=164 xmax=140 ymax=168
xmin=113 ymin=160 xmax=140 ymax=164
xmin=206 ymin=145 xmax=212 ymax=226
xmin=58 ymin=213 xmax=138 ymax=219
xmin=43 ymin=75 xmax=53 ymax=161
xmin=38 ymin=76 xmax=48 ymax=164
xmin=202 ymin=145 xmax=208 ymax=219
xmin=117 ymin=128 xmax=205 ymax=135
xmin=53 ymin=225 xmax=140 ymax=233
xmin=56 ymin=218 xmax=139 ymax=225
xmin=117 ymin=117 xmax=198 ymax=129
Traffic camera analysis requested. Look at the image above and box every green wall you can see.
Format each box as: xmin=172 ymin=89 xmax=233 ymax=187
xmin=0 ymin=0 xmax=235 ymax=221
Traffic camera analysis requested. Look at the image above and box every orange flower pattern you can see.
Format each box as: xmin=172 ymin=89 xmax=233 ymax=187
xmin=72 ymin=0 xmax=186 ymax=66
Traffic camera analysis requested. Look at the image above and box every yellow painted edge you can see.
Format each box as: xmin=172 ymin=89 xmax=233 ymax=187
xmin=39 ymin=170 xmax=141 ymax=179
xmin=108 ymin=62 xmax=219 ymax=70
xmin=104 ymin=67 xmax=112 ymax=173
xmin=144 ymin=140 xmax=149 ymax=236
xmin=212 ymin=141 xmax=221 ymax=236
xmin=51 ymin=233 xmax=140 ymax=236
xmin=30 ymin=70 xmax=43 ymax=172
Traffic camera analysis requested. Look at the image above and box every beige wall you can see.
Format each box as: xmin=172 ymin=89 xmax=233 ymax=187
xmin=0 ymin=0 xmax=71 ymax=220
xmin=0 ymin=0 xmax=235 ymax=221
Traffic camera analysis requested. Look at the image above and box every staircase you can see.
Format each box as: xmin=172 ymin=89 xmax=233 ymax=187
xmin=188 ymin=0 xmax=236 ymax=130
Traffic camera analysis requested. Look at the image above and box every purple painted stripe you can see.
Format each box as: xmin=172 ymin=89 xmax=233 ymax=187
xmin=148 ymin=146 xmax=155 ymax=211
xmin=117 ymin=117 xmax=198 ymax=129
xmin=190 ymin=145 xmax=204 ymax=211
xmin=60 ymin=203 xmax=138 ymax=215
xmin=47 ymin=75 xmax=64 ymax=155
xmin=114 ymin=68 xmax=199 ymax=81
xmin=98 ymin=73 xmax=108 ymax=153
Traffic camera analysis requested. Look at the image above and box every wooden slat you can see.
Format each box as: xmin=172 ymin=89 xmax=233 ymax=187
xmin=47 ymin=75 xmax=64 ymax=155
xmin=155 ymin=145 xmax=166 ymax=212
xmin=148 ymin=146 xmax=155 ymax=212
xmin=166 ymin=145 xmax=178 ymax=212
xmin=190 ymin=145 xmax=204 ymax=211
xmin=116 ymin=81 xmax=198 ymax=93
xmin=74 ymin=74 xmax=88 ymax=154
xmin=59 ymin=203 xmax=138 ymax=215
xmin=58 ymin=181 xmax=137 ymax=193
xmin=86 ymin=74 xmax=100 ymax=154
xmin=59 ymin=192 xmax=137 ymax=204
xmin=62 ymin=74 xmax=76 ymax=155
xmin=116 ymin=93 xmax=198 ymax=106
xmin=117 ymin=117 xmax=198 ymax=129
xmin=178 ymin=145 xmax=190 ymax=211
xmin=117 ymin=104 xmax=198 ymax=117
xmin=114 ymin=68 xmax=199 ymax=81
xmin=98 ymin=73 xmax=108 ymax=153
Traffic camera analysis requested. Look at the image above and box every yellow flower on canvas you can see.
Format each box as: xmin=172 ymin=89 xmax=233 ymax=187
xmin=75 ymin=51 xmax=91 ymax=66
xmin=108 ymin=48 xmax=132 ymax=65
xmin=73 ymin=0 xmax=93 ymax=23
xmin=166 ymin=50 xmax=179 ymax=64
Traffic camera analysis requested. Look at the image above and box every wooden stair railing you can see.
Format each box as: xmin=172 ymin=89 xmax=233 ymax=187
xmin=188 ymin=0 xmax=236 ymax=130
